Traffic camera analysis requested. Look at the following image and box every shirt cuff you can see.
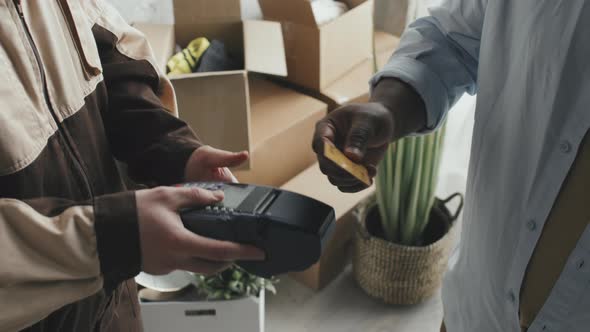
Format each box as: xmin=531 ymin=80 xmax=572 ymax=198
xmin=93 ymin=191 xmax=141 ymax=291
xmin=370 ymin=56 xmax=450 ymax=133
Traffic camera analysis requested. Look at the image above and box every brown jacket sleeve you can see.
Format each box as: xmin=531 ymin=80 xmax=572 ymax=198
xmin=0 ymin=192 xmax=139 ymax=332
xmin=91 ymin=0 xmax=202 ymax=186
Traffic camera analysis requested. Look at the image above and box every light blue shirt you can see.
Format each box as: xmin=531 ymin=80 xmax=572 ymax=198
xmin=371 ymin=0 xmax=590 ymax=331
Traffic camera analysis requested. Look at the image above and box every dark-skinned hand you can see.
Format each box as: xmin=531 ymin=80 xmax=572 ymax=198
xmin=312 ymin=78 xmax=427 ymax=193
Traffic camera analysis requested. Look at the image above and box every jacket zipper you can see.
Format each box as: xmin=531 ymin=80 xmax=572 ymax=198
xmin=14 ymin=0 xmax=94 ymax=197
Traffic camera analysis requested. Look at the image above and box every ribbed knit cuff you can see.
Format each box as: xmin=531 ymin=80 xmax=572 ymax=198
xmin=94 ymin=191 xmax=140 ymax=291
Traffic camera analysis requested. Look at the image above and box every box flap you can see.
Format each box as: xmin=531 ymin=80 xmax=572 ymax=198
xmin=173 ymin=0 xmax=241 ymax=25
xmin=243 ymin=20 xmax=287 ymax=76
xmin=234 ymin=77 xmax=326 ymax=187
xmin=319 ymin=0 xmax=373 ymax=88
xmin=258 ymin=0 xmax=317 ymax=26
xmin=248 ymin=77 xmax=325 ymax=145
xmin=132 ymin=23 xmax=175 ymax=72
xmin=170 ymin=72 xmax=252 ymax=170
xmin=280 ymin=23 xmax=321 ymax=90
xmin=321 ymin=57 xmax=374 ymax=106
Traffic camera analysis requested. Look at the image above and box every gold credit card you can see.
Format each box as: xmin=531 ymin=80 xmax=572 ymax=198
xmin=323 ymin=140 xmax=371 ymax=186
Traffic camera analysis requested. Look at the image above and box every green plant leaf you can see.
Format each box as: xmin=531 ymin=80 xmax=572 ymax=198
xmin=229 ymin=280 xmax=244 ymax=293
xmin=232 ymin=269 xmax=243 ymax=280
xmin=265 ymin=282 xmax=277 ymax=294
xmin=401 ymin=136 xmax=417 ymax=226
xmin=402 ymin=135 xmax=425 ymax=245
xmin=193 ymin=266 xmax=279 ymax=300
xmin=212 ymin=290 xmax=224 ymax=300
xmin=414 ymin=132 xmax=435 ymax=243
xmin=374 ymin=121 xmax=447 ymax=246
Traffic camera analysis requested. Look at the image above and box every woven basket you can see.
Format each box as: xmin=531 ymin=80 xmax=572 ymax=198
xmin=353 ymin=193 xmax=463 ymax=305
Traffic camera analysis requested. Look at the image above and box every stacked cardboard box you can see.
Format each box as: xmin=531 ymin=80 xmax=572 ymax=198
xmin=233 ymin=76 xmax=327 ymax=187
xmin=315 ymin=30 xmax=400 ymax=110
xmin=134 ymin=0 xmax=289 ymax=169
xmin=134 ymin=1 xmax=401 ymax=292
xmin=258 ymin=0 xmax=377 ymax=110
xmin=258 ymin=0 xmax=374 ymax=91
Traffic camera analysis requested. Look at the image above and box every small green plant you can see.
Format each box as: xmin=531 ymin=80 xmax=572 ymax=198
xmin=376 ymin=125 xmax=446 ymax=246
xmin=193 ymin=266 xmax=278 ymax=300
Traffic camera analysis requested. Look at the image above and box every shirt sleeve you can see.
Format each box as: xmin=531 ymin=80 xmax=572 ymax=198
xmin=371 ymin=0 xmax=487 ymax=132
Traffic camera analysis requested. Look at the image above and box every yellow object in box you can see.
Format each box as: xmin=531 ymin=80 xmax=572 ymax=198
xmin=166 ymin=37 xmax=210 ymax=75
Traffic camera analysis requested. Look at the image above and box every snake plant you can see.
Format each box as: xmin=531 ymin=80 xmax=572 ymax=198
xmin=376 ymin=125 xmax=446 ymax=246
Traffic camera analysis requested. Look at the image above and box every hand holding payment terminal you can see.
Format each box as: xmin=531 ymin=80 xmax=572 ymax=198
xmin=177 ymin=182 xmax=336 ymax=278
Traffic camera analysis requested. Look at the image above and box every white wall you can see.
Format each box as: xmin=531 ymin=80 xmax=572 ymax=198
xmin=106 ymin=0 xmax=262 ymax=24
xmin=108 ymin=0 xmax=429 ymax=30
xmin=106 ymin=0 xmax=173 ymax=24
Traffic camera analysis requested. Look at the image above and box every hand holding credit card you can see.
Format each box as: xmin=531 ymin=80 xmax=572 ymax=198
xmin=323 ymin=140 xmax=372 ymax=186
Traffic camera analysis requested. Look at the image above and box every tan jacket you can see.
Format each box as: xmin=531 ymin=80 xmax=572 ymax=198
xmin=0 ymin=0 xmax=201 ymax=331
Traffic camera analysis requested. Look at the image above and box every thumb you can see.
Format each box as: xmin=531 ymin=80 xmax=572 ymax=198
xmin=203 ymin=147 xmax=249 ymax=168
xmin=168 ymin=187 xmax=225 ymax=210
xmin=344 ymin=116 xmax=373 ymax=163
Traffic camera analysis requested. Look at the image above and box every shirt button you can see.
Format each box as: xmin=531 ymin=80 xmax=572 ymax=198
xmin=559 ymin=140 xmax=572 ymax=153
xmin=526 ymin=219 xmax=537 ymax=231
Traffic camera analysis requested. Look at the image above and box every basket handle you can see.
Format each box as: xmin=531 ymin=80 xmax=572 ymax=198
xmin=441 ymin=193 xmax=464 ymax=221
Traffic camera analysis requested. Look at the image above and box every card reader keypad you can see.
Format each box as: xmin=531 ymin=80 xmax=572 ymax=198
xmin=181 ymin=183 xmax=230 ymax=212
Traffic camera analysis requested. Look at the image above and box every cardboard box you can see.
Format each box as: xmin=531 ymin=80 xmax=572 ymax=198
xmin=375 ymin=30 xmax=400 ymax=70
xmin=134 ymin=0 xmax=288 ymax=169
xmin=259 ymin=0 xmax=374 ymax=92
xmin=233 ymin=77 xmax=327 ymax=187
xmin=316 ymin=31 xmax=400 ymax=109
xmin=281 ymin=163 xmax=375 ymax=290
xmin=268 ymin=30 xmax=400 ymax=112
xmin=141 ymin=289 xmax=265 ymax=332
xmin=318 ymin=55 xmax=375 ymax=110
xmin=267 ymin=54 xmax=374 ymax=112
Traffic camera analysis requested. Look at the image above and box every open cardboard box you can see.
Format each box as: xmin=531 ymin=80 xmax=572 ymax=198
xmin=233 ymin=76 xmax=327 ymax=187
xmin=134 ymin=0 xmax=288 ymax=169
xmin=317 ymin=30 xmax=400 ymax=109
xmin=259 ymin=0 xmax=374 ymax=92
xmin=281 ymin=163 xmax=375 ymax=290
xmin=270 ymin=30 xmax=401 ymax=111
